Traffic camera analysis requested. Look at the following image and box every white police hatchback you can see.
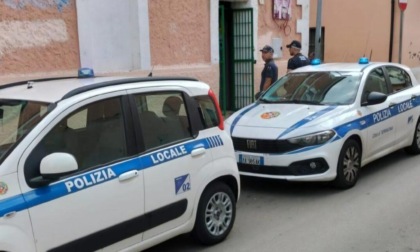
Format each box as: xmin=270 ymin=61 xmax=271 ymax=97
xmin=0 ymin=71 xmax=239 ymax=251
xmin=226 ymin=58 xmax=420 ymax=189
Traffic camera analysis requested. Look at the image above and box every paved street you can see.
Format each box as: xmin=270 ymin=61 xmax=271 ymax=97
xmin=146 ymin=149 xmax=420 ymax=252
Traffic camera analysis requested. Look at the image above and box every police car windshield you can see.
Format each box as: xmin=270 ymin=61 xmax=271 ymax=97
xmin=0 ymin=99 xmax=51 ymax=163
xmin=260 ymin=71 xmax=362 ymax=105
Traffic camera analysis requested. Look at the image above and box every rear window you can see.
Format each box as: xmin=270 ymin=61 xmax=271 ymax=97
xmin=195 ymin=96 xmax=219 ymax=129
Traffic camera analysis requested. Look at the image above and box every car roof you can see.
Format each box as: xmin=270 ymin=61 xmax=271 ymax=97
xmin=292 ymin=62 xmax=411 ymax=73
xmin=0 ymin=76 xmax=201 ymax=103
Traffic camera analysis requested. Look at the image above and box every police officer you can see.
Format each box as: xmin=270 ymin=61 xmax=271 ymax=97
xmin=286 ymin=40 xmax=310 ymax=73
xmin=259 ymin=45 xmax=278 ymax=92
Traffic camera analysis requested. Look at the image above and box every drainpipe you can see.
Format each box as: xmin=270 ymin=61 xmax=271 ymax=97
xmin=389 ymin=0 xmax=395 ymax=62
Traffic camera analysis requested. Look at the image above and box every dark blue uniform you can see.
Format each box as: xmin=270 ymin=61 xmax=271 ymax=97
xmin=259 ymin=59 xmax=278 ymax=91
xmin=287 ymin=53 xmax=310 ymax=71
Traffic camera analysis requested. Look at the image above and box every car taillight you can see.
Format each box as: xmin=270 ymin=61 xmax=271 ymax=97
xmin=208 ymin=89 xmax=224 ymax=130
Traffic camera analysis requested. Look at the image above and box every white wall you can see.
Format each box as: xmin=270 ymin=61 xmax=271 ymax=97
xmin=76 ymin=0 xmax=150 ymax=73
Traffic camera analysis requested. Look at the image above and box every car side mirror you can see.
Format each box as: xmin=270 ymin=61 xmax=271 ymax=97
xmin=30 ymin=153 xmax=78 ymax=187
xmin=363 ymin=91 xmax=387 ymax=106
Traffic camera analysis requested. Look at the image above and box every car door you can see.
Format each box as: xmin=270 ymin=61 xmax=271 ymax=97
xmin=384 ymin=65 xmax=417 ymax=145
xmin=360 ymin=67 xmax=397 ymax=159
xmin=18 ymin=94 xmax=145 ymax=252
xmin=127 ymin=88 xmax=214 ymax=241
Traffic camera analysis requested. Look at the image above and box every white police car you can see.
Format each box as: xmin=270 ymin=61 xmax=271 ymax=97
xmin=0 ymin=70 xmax=240 ymax=251
xmin=226 ymin=58 xmax=420 ymax=189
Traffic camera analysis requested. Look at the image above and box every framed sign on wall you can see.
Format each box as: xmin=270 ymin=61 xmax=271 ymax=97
xmin=273 ymin=0 xmax=291 ymax=20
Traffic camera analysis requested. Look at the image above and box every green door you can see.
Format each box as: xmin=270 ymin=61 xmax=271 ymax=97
xmin=232 ymin=8 xmax=254 ymax=110
xmin=219 ymin=6 xmax=254 ymax=113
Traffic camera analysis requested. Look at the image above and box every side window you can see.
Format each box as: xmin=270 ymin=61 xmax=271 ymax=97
xmin=25 ymin=97 xmax=128 ymax=183
xmin=385 ymin=66 xmax=412 ymax=93
xmin=363 ymin=67 xmax=388 ymax=103
xmin=134 ymin=92 xmax=191 ymax=150
xmin=195 ymin=95 xmax=219 ymax=129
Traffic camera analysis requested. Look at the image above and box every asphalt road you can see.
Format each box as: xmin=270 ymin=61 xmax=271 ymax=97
xmin=145 ymin=149 xmax=420 ymax=252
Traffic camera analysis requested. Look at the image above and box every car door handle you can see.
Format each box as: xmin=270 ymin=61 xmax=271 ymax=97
xmin=388 ymin=102 xmax=396 ymax=108
xmin=191 ymin=148 xmax=206 ymax=157
xmin=119 ymin=170 xmax=139 ymax=182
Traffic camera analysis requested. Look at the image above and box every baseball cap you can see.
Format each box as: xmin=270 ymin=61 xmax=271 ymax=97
xmin=286 ymin=40 xmax=302 ymax=49
xmin=259 ymin=45 xmax=274 ymax=53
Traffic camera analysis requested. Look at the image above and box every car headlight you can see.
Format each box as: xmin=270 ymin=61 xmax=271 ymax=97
xmin=287 ymin=130 xmax=336 ymax=146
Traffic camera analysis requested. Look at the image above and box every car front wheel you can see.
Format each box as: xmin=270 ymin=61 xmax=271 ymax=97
xmin=333 ymin=139 xmax=361 ymax=189
xmin=192 ymin=182 xmax=236 ymax=245
xmin=404 ymin=119 xmax=420 ymax=155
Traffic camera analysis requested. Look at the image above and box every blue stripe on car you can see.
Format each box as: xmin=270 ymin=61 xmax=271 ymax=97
xmin=230 ymin=103 xmax=259 ymax=135
xmin=277 ymin=106 xmax=337 ymax=139
xmin=249 ymin=96 xmax=420 ymax=155
xmin=333 ymin=97 xmax=419 ymax=140
xmin=0 ymin=136 xmax=224 ymax=217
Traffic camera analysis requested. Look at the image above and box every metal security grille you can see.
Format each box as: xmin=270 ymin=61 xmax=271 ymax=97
xmin=232 ymin=8 xmax=254 ymax=110
xmin=219 ymin=5 xmax=227 ymax=115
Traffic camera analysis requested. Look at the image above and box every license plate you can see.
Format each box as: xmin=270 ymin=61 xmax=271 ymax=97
xmin=239 ymin=154 xmax=264 ymax=165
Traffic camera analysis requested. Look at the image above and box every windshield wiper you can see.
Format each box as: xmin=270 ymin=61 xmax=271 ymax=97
xmin=259 ymin=97 xmax=275 ymax=103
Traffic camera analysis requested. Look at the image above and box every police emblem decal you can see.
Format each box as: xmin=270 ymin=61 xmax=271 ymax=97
xmin=175 ymin=174 xmax=191 ymax=195
xmin=261 ymin=111 xmax=280 ymax=119
xmin=0 ymin=182 xmax=8 ymax=195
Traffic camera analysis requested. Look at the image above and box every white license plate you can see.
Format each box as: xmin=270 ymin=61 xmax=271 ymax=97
xmin=239 ymin=154 xmax=264 ymax=165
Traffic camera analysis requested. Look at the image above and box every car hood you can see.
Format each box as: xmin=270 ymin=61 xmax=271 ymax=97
xmin=226 ymin=103 xmax=352 ymax=139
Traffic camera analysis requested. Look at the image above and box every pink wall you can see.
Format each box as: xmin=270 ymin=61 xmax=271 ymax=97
xmin=0 ymin=1 xmax=80 ymax=77
xmin=309 ymin=0 xmax=420 ymax=68
xmin=401 ymin=1 xmax=420 ymax=67
xmin=149 ymin=0 xmax=211 ymax=66
xmin=309 ymin=0 xmax=391 ymax=63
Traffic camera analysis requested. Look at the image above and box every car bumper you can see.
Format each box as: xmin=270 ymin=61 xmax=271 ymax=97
xmin=235 ymin=139 xmax=343 ymax=181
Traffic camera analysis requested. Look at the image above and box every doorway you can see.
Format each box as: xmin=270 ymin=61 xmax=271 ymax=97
xmin=219 ymin=2 xmax=254 ymax=114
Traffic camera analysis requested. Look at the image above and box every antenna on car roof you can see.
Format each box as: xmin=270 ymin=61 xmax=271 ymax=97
xmin=369 ymin=49 xmax=373 ymax=61
xmin=147 ymin=66 xmax=154 ymax=77
xmin=363 ymin=31 xmax=371 ymax=58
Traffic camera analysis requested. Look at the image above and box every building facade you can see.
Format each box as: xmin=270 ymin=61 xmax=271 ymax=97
xmin=4 ymin=1 xmax=418 ymax=111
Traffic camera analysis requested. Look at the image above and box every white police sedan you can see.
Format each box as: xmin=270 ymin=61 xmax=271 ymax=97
xmin=225 ymin=58 xmax=420 ymax=189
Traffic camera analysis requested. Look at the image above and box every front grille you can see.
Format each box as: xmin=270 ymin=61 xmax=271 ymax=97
xmin=232 ymin=137 xmax=301 ymax=154
xmin=238 ymin=158 xmax=329 ymax=176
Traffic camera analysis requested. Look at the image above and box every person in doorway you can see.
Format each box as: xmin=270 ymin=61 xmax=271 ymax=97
xmin=286 ymin=40 xmax=310 ymax=73
xmin=259 ymin=45 xmax=278 ymax=92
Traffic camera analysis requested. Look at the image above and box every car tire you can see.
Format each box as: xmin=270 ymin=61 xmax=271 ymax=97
xmin=192 ymin=182 xmax=236 ymax=245
xmin=333 ymin=139 xmax=361 ymax=189
xmin=404 ymin=119 xmax=420 ymax=155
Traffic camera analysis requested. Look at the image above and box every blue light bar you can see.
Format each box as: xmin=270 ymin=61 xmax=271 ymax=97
xmin=311 ymin=58 xmax=322 ymax=65
xmin=358 ymin=57 xmax=369 ymax=64
xmin=78 ymin=68 xmax=95 ymax=78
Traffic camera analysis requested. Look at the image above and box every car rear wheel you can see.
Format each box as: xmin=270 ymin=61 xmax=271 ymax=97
xmin=192 ymin=182 xmax=236 ymax=245
xmin=404 ymin=119 xmax=420 ymax=154
xmin=333 ymin=139 xmax=361 ymax=189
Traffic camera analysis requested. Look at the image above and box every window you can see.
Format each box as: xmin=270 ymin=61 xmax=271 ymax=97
xmin=25 ymin=97 xmax=128 ymax=183
xmin=195 ymin=95 xmax=220 ymax=128
xmin=363 ymin=68 xmax=388 ymax=103
xmin=0 ymin=100 xmax=50 ymax=163
xmin=134 ymin=92 xmax=191 ymax=150
xmin=262 ymin=72 xmax=362 ymax=105
xmin=385 ymin=66 xmax=412 ymax=93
